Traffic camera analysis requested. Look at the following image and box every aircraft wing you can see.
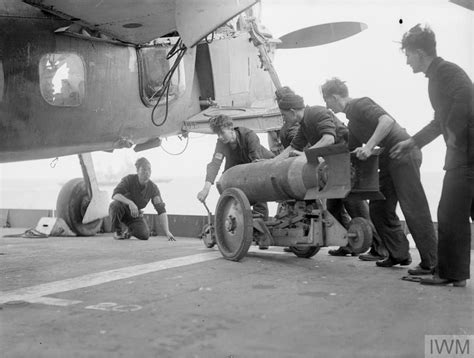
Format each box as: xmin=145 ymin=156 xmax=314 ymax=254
xmin=183 ymin=107 xmax=283 ymax=134
xmin=23 ymin=0 xmax=258 ymax=47
xmin=450 ymin=0 xmax=474 ymax=10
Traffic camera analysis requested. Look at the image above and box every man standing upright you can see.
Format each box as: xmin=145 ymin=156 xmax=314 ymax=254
xmin=321 ymin=77 xmax=437 ymax=274
xmin=391 ymin=24 xmax=473 ymax=287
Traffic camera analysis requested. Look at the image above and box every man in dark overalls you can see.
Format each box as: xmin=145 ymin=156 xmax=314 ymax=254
xmin=197 ymin=115 xmax=275 ymax=219
xmin=109 ymin=157 xmax=176 ymax=241
xmin=275 ymin=86 xmax=301 ymax=150
xmin=275 ymin=90 xmax=386 ymax=259
xmin=391 ymin=24 xmax=473 ymax=287
xmin=322 ymin=77 xmax=438 ymax=276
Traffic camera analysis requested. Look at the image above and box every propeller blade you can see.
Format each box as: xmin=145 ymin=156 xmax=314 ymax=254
xmin=277 ymin=22 xmax=368 ymax=49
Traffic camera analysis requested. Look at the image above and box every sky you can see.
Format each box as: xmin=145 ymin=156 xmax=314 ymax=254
xmin=0 ymin=0 xmax=472 ymax=212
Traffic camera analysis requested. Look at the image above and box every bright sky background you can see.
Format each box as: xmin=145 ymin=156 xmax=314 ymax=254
xmin=0 ymin=0 xmax=472 ymax=213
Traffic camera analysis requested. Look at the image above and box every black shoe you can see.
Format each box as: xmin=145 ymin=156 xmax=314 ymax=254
xmin=407 ymin=265 xmax=434 ymax=275
xmin=376 ymin=256 xmax=412 ymax=267
xmin=114 ymin=230 xmax=130 ymax=240
xmin=420 ymin=274 xmax=467 ymax=287
xmin=359 ymin=253 xmax=385 ymax=261
xmin=114 ymin=231 xmax=126 ymax=240
xmin=328 ymin=247 xmax=356 ymax=257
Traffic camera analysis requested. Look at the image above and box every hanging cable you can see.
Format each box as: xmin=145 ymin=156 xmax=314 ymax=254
xmin=150 ymin=38 xmax=187 ymax=127
xmin=50 ymin=157 xmax=58 ymax=168
xmin=205 ymin=31 xmax=214 ymax=44
xmin=159 ymin=135 xmax=190 ymax=156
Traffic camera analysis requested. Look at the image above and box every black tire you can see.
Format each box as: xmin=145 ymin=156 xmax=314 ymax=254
xmin=289 ymin=246 xmax=320 ymax=258
xmin=347 ymin=217 xmax=372 ymax=254
xmin=215 ymin=188 xmax=253 ymax=261
xmin=56 ymin=178 xmax=103 ymax=236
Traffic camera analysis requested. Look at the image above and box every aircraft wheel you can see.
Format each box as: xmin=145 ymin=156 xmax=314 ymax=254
xmin=215 ymin=188 xmax=253 ymax=261
xmin=56 ymin=178 xmax=103 ymax=236
xmin=201 ymin=224 xmax=216 ymax=248
xmin=347 ymin=217 xmax=372 ymax=254
xmin=289 ymin=246 xmax=320 ymax=258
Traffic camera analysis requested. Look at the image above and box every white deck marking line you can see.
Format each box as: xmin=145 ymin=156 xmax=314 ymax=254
xmin=248 ymin=247 xmax=287 ymax=255
xmin=0 ymin=247 xmax=289 ymax=306
xmin=0 ymin=252 xmax=221 ymax=306
xmin=28 ymin=297 xmax=83 ymax=306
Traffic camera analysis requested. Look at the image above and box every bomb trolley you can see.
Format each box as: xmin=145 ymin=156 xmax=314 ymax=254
xmin=213 ymin=144 xmax=382 ymax=261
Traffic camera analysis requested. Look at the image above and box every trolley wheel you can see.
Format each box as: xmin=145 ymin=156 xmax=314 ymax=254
xmin=347 ymin=217 xmax=372 ymax=254
xmin=289 ymin=246 xmax=320 ymax=258
xmin=215 ymin=188 xmax=253 ymax=261
xmin=201 ymin=224 xmax=216 ymax=248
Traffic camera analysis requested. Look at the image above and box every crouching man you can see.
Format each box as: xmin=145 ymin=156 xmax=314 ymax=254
xmin=109 ymin=157 xmax=176 ymax=241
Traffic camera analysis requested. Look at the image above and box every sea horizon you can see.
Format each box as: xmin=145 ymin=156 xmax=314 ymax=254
xmin=0 ymin=171 xmax=446 ymax=220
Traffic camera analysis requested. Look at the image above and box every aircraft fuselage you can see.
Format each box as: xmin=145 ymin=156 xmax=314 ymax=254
xmin=0 ymin=0 xmax=275 ymax=163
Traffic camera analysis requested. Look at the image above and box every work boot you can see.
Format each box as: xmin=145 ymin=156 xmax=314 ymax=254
xmin=420 ymin=274 xmax=466 ymax=287
xmin=376 ymin=255 xmax=412 ymax=267
xmin=359 ymin=251 xmax=386 ymax=261
xmin=114 ymin=229 xmax=130 ymax=240
xmin=407 ymin=265 xmax=434 ymax=275
xmin=328 ymin=246 xmax=356 ymax=257
xmin=114 ymin=230 xmax=126 ymax=240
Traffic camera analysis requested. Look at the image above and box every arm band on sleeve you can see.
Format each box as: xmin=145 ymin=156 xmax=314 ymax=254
xmin=153 ymin=202 xmax=166 ymax=215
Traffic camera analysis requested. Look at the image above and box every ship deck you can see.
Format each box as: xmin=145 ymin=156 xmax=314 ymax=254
xmin=1 ymin=228 xmax=473 ymax=358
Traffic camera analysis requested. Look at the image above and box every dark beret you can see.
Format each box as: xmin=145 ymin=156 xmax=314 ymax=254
xmin=277 ymin=93 xmax=305 ymax=110
xmin=275 ymin=86 xmax=295 ymax=101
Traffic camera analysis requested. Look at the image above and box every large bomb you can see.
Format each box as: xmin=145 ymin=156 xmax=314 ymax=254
xmin=216 ymin=144 xmax=381 ymax=204
xmin=217 ymin=155 xmax=321 ymax=203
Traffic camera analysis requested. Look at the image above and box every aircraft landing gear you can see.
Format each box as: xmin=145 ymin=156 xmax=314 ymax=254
xmin=56 ymin=178 xmax=103 ymax=236
xmin=56 ymin=153 xmax=109 ymax=236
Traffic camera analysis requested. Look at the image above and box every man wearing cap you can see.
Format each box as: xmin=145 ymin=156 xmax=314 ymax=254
xmin=274 ymin=86 xmax=301 ymax=150
xmin=109 ymin=157 xmax=176 ymax=241
xmin=197 ymin=114 xmax=275 ymax=219
xmin=321 ymin=77 xmax=437 ymax=275
xmin=275 ymin=90 xmax=387 ymax=259
xmin=274 ymin=92 xmax=347 ymax=159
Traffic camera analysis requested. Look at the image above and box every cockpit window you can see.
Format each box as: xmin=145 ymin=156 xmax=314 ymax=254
xmin=39 ymin=53 xmax=85 ymax=107
xmin=138 ymin=45 xmax=186 ymax=107
xmin=0 ymin=61 xmax=4 ymax=102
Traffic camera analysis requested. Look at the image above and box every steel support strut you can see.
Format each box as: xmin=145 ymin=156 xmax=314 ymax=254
xmin=78 ymin=153 xmax=110 ymax=224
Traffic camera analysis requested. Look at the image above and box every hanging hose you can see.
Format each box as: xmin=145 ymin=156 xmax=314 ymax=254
xmin=205 ymin=31 xmax=214 ymax=44
xmin=160 ymin=135 xmax=190 ymax=156
xmin=50 ymin=157 xmax=59 ymax=168
xmin=150 ymin=38 xmax=187 ymax=127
